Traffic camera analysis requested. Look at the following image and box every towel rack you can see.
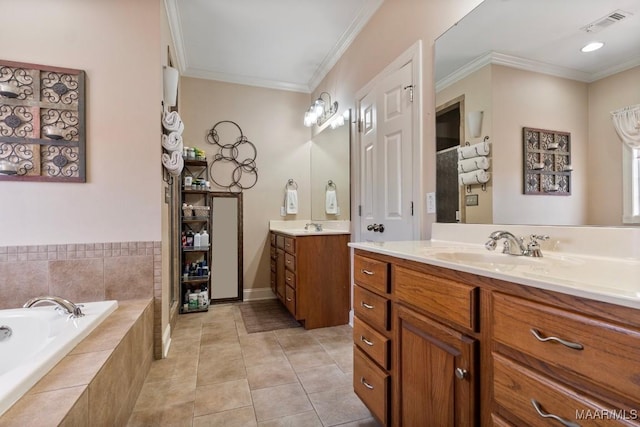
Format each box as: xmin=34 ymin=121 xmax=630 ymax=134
xmin=285 ymin=178 xmax=298 ymax=190
xmin=326 ymin=180 xmax=337 ymax=191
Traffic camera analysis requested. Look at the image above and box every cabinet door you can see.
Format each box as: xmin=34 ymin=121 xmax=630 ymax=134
xmin=276 ymin=248 xmax=285 ymax=300
xmin=395 ymin=304 xmax=477 ymax=427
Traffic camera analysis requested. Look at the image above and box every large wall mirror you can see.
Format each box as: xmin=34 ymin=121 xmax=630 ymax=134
xmin=435 ymin=0 xmax=640 ymax=226
xmin=310 ymin=110 xmax=351 ymax=221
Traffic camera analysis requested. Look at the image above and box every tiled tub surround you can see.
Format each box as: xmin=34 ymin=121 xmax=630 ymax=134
xmin=0 ymin=241 xmax=161 ymax=310
xmin=0 ymin=299 xmax=154 ymax=426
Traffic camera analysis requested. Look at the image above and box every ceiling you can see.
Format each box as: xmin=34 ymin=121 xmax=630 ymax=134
xmin=435 ymin=0 xmax=640 ymax=90
xmin=165 ymin=0 xmax=383 ymax=93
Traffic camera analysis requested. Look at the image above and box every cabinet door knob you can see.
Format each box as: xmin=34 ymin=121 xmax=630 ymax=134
xmin=361 ymin=301 xmax=374 ymax=309
xmin=530 ymin=328 xmax=584 ymax=350
xmin=531 ymin=399 xmax=580 ymax=427
xmin=454 ymin=368 xmax=468 ymax=380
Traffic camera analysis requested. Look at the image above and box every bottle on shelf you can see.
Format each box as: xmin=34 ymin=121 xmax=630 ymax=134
xmin=186 ymin=230 xmax=194 ymax=247
xmin=201 ymin=229 xmax=209 ymax=247
xmin=194 ymin=231 xmax=201 ymax=248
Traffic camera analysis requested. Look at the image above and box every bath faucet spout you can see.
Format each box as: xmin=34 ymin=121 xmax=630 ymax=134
xmin=485 ymin=231 xmax=528 ymax=256
xmin=23 ymin=296 xmax=84 ymax=318
xmin=305 ymin=223 xmax=323 ymax=232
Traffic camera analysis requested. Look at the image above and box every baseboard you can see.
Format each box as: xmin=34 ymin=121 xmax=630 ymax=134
xmin=162 ymin=323 xmax=171 ymax=358
xmin=243 ymin=287 xmax=277 ymax=302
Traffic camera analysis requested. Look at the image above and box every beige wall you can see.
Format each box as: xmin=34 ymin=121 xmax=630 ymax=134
xmin=179 ymin=77 xmax=310 ymax=292
xmin=587 ymin=65 xmax=640 ymax=225
xmin=310 ymin=0 xmax=484 ymax=238
xmin=0 ymin=0 xmax=163 ymax=245
xmin=436 ymin=64 xmax=493 ymax=223
xmin=492 ymin=65 xmax=589 ymax=225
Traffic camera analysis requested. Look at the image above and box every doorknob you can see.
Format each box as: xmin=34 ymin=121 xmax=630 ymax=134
xmin=367 ymin=223 xmax=385 ymax=233
xmin=366 ymin=224 xmax=375 ymax=231
xmin=377 ymin=224 xmax=384 ymax=233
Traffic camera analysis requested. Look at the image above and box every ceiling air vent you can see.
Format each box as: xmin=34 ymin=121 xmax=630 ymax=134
xmin=580 ymin=9 xmax=633 ymax=33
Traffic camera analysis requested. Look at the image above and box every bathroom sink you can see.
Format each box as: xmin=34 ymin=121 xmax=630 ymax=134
xmin=275 ymin=228 xmax=349 ymax=236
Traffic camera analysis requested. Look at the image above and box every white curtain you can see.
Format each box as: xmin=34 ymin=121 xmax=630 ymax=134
xmin=611 ymin=104 xmax=640 ymax=149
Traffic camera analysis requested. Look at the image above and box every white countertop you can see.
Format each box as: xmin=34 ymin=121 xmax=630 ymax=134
xmin=270 ymin=220 xmax=350 ymax=237
xmin=349 ymin=240 xmax=640 ymax=310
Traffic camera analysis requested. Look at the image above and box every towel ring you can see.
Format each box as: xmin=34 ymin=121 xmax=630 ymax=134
xmin=326 ymin=180 xmax=337 ymax=191
xmin=286 ymin=179 xmax=298 ymax=190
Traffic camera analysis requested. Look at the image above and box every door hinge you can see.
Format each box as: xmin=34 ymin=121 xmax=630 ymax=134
xmin=404 ymin=85 xmax=414 ymax=103
xmin=357 ymin=119 xmax=363 ymax=133
xmin=358 ymin=205 xmax=362 ymax=217
xmin=411 ymin=201 xmax=414 ymax=216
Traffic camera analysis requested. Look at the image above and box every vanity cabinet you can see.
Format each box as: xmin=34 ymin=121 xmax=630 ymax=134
xmin=270 ymin=231 xmax=350 ymax=329
xmin=351 ymin=248 xmax=640 ymax=427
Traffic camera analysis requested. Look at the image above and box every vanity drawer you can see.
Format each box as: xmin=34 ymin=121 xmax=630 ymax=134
xmin=493 ymin=292 xmax=640 ymax=401
xmin=284 ymin=253 xmax=296 ymax=271
xmin=276 ymin=235 xmax=285 ymax=249
xmin=270 ymin=245 xmax=276 ymax=259
xmin=270 ymin=271 xmax=276 ymax=292
xmin=284 ymin=237 xmax=296 ymax=254
xmin=354 ymin=346 xmax=389 ymax=425
xmin=394 ymin=266 xmax=477 ymax=331
xmin=270 ymin=233 xmax=276 ymax=246
xmin=354 ymin=285 xmax=390 ymax=332
xmin=493 ymin=353 xmax=630 ymax=427
xmin=353 ymin=317 xmax=390 ymax=369
xmin=270 ymin=258 xmax=276 ymax=272
xmin=354 ymin=255 xmax=389 ymax=294
xmin=285 ymin=269 xmax=296 ymax=289
xmin=285 ymin=285 xmax=296 ymax=315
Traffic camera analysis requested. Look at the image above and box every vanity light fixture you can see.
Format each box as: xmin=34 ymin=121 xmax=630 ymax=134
xmin=581 ymin=41 xmax=604 ymax=53
xmin=303 ymin=92 xmax=339 ymax=128
xmin=466 ymin=111 xmax=484 ymax=138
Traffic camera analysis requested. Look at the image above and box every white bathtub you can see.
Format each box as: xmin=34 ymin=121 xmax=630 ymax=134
xmin=0 ymin=300 xmax=118 ymax=416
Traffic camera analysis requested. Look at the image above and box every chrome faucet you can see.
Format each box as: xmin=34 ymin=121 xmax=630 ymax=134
xmin=485 ymin=231 xmax=549 ymax=257
xmin=23 ymin=296 xmax=84 ymax=318
xmin=304 ymin=222 xmax=323 ymax=232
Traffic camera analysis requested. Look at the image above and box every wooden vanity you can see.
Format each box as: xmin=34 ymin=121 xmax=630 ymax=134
xmin=270 ymin=231 xmax=350 ymax=329
xmin=351 ymin=248 xmax=640 ymax=426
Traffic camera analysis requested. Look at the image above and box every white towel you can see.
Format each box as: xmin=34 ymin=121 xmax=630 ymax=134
xmin=161 ymin=132 xmax=184 ymax=153
xmin=459 ymin=170 xmax=490 ymax=186
xmin=162 ymin=111 xmax=184 ymax=134
xmin=285 ymin=189 xmax=298 ymax=214
xmin=457 ymin=156 xmax=490 ymax=173
xmin=325 ymin=189 xmax=338 ymax=214
xmin=458 ymin=141 xmax=490 ymax=160
xmin=162 ymin=150 xmax=184 ymax=176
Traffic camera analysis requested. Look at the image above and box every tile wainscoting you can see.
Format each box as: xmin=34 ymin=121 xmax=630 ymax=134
xmin=0 ymin=241 xmax=164 ymax=358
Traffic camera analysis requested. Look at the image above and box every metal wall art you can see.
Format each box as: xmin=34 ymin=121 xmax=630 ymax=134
xmin=523 ymin=127 xmax=571 ymax=195
xmin=0 ymin=59 xmax=85 ymax=182
xmin=206 ymin=120 xmax=257 ymax=192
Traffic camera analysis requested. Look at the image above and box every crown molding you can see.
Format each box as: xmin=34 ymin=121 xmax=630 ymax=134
xmin=182 ymin=67 xmax=310 ymax=93
xmin=164 ymin=0 xmax=188 ymax=72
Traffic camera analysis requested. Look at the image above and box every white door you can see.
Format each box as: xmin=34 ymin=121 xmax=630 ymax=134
xmin=359 ymin=61 xmax=415 ymax=241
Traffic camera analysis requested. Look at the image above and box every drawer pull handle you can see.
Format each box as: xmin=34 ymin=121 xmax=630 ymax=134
xmin=360 ymin=336 xmax=374 ymax=346
xmin=454 ymin=368 xmax=467 ymax=380
xmin=361 ymin=269 xmax=374 ymax=275
xmin=286 ymin=297 xmax=292 ymax=302
xmin=530 ymin=329 xmax=584 ymax=350
xmin=360 ymin=377 xmax=374 ymax=390
xmin=531 ymin=399 xmax=580 ymax=427
xmin=361 ymin=301 xmax=374 ymax=309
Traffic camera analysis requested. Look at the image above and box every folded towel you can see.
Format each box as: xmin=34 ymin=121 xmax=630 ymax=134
xmin=458 ymin=141 xmax=490 ymax=160
xmin=161 ymin=132 xmax=184 ymax=153
xmin=162 ymin=111 xmax=184 ymax=134
xmin=457 ymin=156 xmax=490 ymax=173
xmin=325 ymin=189 xmax=338 ymax=214
xmin=459 ymin=169 xmax=490 ymax=186
xmin=162 ymin=150 xmax=184 ymax=176
xmin=285 ymin=189 xmax=298 ymax=214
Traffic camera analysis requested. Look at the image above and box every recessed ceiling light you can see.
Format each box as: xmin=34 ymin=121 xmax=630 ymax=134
xmin=581 ymin=42 xmax=604 ymax=52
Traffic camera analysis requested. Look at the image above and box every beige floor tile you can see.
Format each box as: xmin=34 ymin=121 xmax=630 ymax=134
xmin=272 ymin=326 xmax=308 ymax=338
xmin=246 ymin=360 xmax=298 ymax=390
xmin=309 ymin=386 xmax=373 ymax=427
xmin=334 ymin=418 xmax=383 ymax=427
xmin=194 ymin=379 xmax=252 ymax=417
xmin=309 ymin=324 xmax=353 ymax=340
xmin=297 ymin=364 xmax=352 ymax=394
xmin=317 ymin=335 xmax=355 ymax=354
xmin=193 ymin=405 xmax=257 ymax=427
xmin=257 ymin=410 xmax=323 ymax=427
xmin=127 ymin=401 xmax=194 ymax=427
xmin=197 ymin=355 xmax=247 ymax=386
xmin=200 ymin=340 xmax=243 ymax=361
xmin=241 ymin=345 xmax=289 ymax=367
xmin=286 ymin=348 xmax=337 ymax=372
xmin=133 ymin=377 xmax=196 ymax=412
xmin=330 ymin=348 xmax=355 ymax=374
xmin=251 ymin=383 xmax=313 ymax=421
xmin=276 ymin=334 xmax=325 ymax=354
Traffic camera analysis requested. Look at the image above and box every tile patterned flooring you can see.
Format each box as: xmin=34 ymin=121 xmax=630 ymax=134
xmin=127 ymin=302 xmax=381 ymax=426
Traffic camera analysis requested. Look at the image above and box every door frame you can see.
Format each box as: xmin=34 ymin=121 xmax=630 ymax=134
xmin=352 ymin=40 xmax=423 ymax=243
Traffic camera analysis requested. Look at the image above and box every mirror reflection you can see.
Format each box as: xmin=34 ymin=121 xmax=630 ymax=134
xmin=310 ymin=110 xmax=351 ymax=221
xmin=435 ymin=0 xmax=640 ymax=226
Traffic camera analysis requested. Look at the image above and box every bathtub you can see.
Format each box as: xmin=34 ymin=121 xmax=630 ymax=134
xmin=0 ymin=300 xmax=118 ymax=416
